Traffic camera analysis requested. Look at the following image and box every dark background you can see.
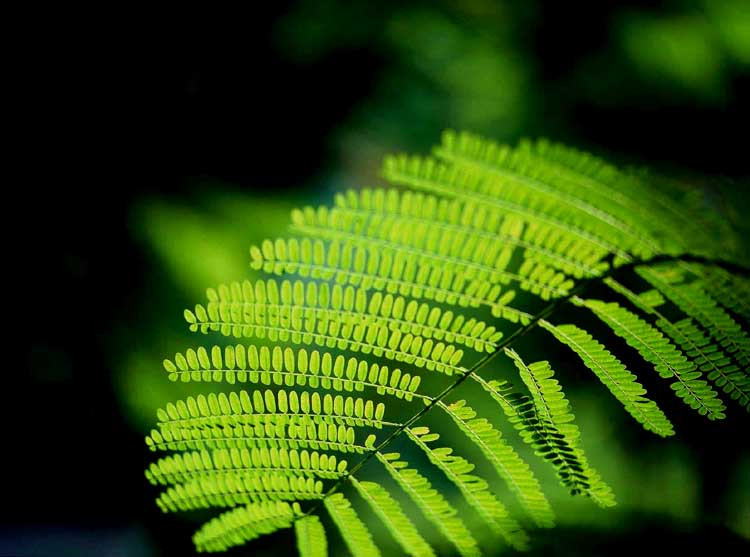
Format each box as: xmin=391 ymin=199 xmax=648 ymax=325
xmin=5 ymin=1 xmax=749 ymax=555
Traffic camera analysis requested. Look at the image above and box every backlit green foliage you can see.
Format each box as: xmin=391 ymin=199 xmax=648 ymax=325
xmin=143 ymin=130 xmax=749 ymax=555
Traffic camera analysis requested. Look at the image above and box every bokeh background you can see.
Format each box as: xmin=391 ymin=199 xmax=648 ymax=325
xmin=5 ymin=1 xmax=750 ymax=555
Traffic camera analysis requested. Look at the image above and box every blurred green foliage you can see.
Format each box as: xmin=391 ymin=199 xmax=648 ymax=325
xmin=617 ymin=0 xmax=750 ymax=102
xmin=136 ymin=192 xmax=296 ymax=298
xmin=116 ymin=187 xmax=297 ymax=432
xmin=620 ymin=14 xmax=727 ymax=101
xmin=276 ymin=0 xmax=749 ymax=161
xmin=276 ymin=0 xmax=535 ymax=149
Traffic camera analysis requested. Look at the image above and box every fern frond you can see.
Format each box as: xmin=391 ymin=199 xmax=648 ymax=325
xmin=321 ymin=188 xmax=608 ymax=278
xmin=295 ymin=515 xmax=328 ymax=557
xmin=538 ymin=320 xmax=674 ymax=436
xmin=605 ymin=278 xmax=750 ymax=412
xmin=324 ymin=493 xmax=381 ymax=557
xmin=576 ymin=297 xmax=727 ymax=419
xmin=659 ymin=318 xmax=750 ymax=411
xmin=350 ymin=477 xmax=436 ymax=557
xmin=375 ymin=451 xmax=481 ymax=557
xmin=146 ymin=447 xmax=348 ymax=486
xmin=164 ymin=345 xmax=426 ymax=401
xmin=146 ymin=421 xmax=371 ymax=455
xmin=143 ymin=129 xmax=750 ymax=555
xmin=186 ymin=282 xmax=468 ymax=377
xmin=436 ymin=398 xmax=555 ymax=528
xmin=291 ymin=204 xmax=574 ymax=299
xmin=153 ymin=389 xmax=396 ymax=432
xmin=637 ymin=265 xmax=750 ymax=366
xmin=156 ymin=471 xmax=324 ymax=512
xmin=382 ymin=153 xmax=631 ymax=261
xmin=433 ymin=130 xmax=660 ymax=258
xmin=405 ymin=426 xmax=529 ymax=550
xmin=247 ymin=238 xmax=531 ymax=323
xmin=193 ymin=500 xmax=300 ymax=553
xmin=505 ymin=348 xmax=615 ymax=507
xmin=200 ymin=279 xmax=503 ymax=353
xmin=249 ymin=237 xmax=509 ymax=312
xmin=469 ymin=373 xmax=603 ymax=497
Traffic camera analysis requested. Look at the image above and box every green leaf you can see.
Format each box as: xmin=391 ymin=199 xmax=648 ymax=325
xmin=505 ymin=348 xmax=616 ymax=507
xmin=295 ymin=515 xmax=328 ymax=557
xmin=324 ymin=493 xmax=381 ymax=557
xmin=577 ymin=297 xmax=727 ymax=420
xmin=351 ymin=478 xmax=435 ymax=557
xmin=539 ymin=319 xmax=674 ymax=436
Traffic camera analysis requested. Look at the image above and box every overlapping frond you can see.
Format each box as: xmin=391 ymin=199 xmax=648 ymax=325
xmin=196 ymin=278 xmax=503 ymax=353
xmin=194 ymin=501 xmax=301 ymax=553
xmin=659 ymin=318 xmax=750 ymax=411
xmin=295 ymin=515 xmax=328 ymax=557
xmin=539 ymin=320 xmax=675 ymax=436
xmin=323 ymin=188 xmax=608 ymax=278
xmin=405 ymin=426 xmax=529 ymax=550
xmin=375 ymin=451 xmax=481 ymax=557
xmin=604 ymin=276 xmax=749 ymax=413
xmin=577 ymin=297 xmax=727 ymax=419
xmin=382 ymin=153 xmax=633 ymax=262
xmin=436 ymin=399 xmax=554 ymax=528
xmin=186 ymin=278 xmax=468 ymax=376
xmin=249 ymin=237 xmax=509 ymax=312
xmin=637 ymin=265 xmax=750 ymax=366
xmin=691 ymin=263 xmax=750 ymax=320
xmin=324 ymin=493 xmax=381 ymax=557
xmin=433 ymin=131 xmax=688 ymax=256
xmin=143 ymin=129 xmax=749 ymax=556
xmin=506 ymin=137 xmax=707 ymax=254
xmin=504 ymin=349 xmax=615 ymax=507
xmin=351 ymin=477 xmax=435 ymax=557
xmin=431 ymin=130 xmax=661 ymax=259
xmin=292 ymin=202 xmax=574 ymax=300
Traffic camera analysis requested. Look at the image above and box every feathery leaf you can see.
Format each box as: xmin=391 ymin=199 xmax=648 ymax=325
xmin=295 ymin=515 xmax=328 ymax=557
xmin=324 ymin=493 xmax=381 ymax=557
xmin=143 ymin=129 xmax=750 ymax=555
xmin=437 ymin=398 xmax=555 ymax=528
xmin=405 ymin=426 xmax=529 ymax=550
xmin=577 ymin=297 xmax=727 ymax=419
xmin=193 ymin=501 xmax=300 ymax=553
xmin=638 ymin=265 xmax=750 ymax=366
xmin=351 ymin=477 xmax=436 ymax=557
xmin=376 ymin=451 xmax=481 ymax=557
xmin=539 ymin=319 xmax=674 ymax=436
xmin=505 ymin=348 xmax=615 ymax=507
